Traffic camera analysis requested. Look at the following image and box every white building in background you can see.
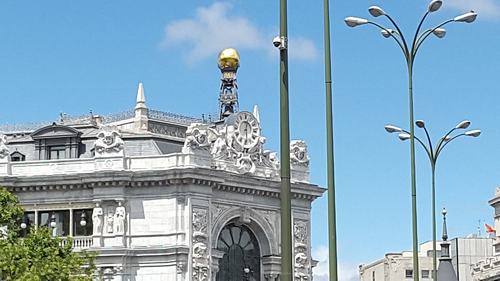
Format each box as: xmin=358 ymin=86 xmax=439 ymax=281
xmin=0 ymin=48 xmax=324 ymax=281
xmin=359 ymin=238 xmax=493 ymax=281
xmin=471 ymin=188 xmax=500 ymax=281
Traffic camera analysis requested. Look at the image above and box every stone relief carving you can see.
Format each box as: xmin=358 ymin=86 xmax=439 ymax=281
xmin=92 ymin=203 xmax=103 ymax=235
xmin=106 ymin=207 xmax=115 ymax=234
xmin=290 ymin=140 xmax=310 ymax=167
xmin=211 ymin=204 xmax=230 ymax=224
xmin=294 ymin=220 xmax=310 ymax=281
xmin=0 ymin=134 xmax=9 ymax=159
xmin=182 ymin=111 xmax=280 ymax=178
xmin=193 ymin=208 xmax=209 ymax=281
xmin=294 ymin=220 xmax=308 ymax=245
xmin=114 ymin=201 xmax=126 ymax=234
xmin=94 ymin=127 xmax=124 ymax=157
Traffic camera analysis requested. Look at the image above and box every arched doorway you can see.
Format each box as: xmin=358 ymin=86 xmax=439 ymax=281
xmin=216 ymin=223 xmax=261 ymax=281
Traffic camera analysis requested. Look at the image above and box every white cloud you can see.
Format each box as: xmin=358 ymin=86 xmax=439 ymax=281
xmin=446 ymin=0 xmax=500 ymax=20
xmin=161 ymin=2 xmax=318 ymax=63
xmin=313 ymin=245 xmax=360 ymax=281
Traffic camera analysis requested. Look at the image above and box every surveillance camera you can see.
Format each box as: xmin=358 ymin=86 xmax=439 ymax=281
xmin=273 ymin=36 xmax=287 ymax=50
xmin=273 ymin=36 xmax=282 ymax=47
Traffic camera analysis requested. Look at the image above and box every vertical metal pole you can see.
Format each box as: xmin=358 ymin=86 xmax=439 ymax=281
xmin=432 ymin=163 xmax=437 ymax=281
xmin=407 ymin=59 xmax=420 ymax=281
xmin=279 ymin=0 xmax=293 ymax=280
xmin=323 ymin=0 xmax=338 ymax=280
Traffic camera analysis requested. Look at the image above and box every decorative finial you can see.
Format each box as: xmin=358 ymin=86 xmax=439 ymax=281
xmin=135 ymin=82 xmax=146 ymax=110
xmin=442 ymin=208 xmax=448 ymax=241
xmin=134 ymin=82 xmax=148 ymax=130
xmin=218 ymin=48 xmax=240 ymax=119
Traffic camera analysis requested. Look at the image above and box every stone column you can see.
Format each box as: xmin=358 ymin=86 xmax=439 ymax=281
xmin=69 ymin=208 xmax=74 ymax=237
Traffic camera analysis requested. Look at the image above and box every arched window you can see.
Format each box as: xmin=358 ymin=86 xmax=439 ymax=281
xmin=216 ymin=223 xmax=261 ymax=281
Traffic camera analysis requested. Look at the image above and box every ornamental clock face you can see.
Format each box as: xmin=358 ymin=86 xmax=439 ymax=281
xmin=234 ymin=112 xmax=260 ymax=149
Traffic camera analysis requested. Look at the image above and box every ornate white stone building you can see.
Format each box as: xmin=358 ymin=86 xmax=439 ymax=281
xmin=0 ymin=48 xmax=324 ymax=281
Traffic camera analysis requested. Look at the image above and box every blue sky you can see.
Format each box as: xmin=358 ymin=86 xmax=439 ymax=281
xmin=0 ymin=1 xmax=499 ymax=280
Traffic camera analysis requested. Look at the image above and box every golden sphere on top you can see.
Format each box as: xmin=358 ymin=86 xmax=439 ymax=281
xmin=218 ymin=48 xmax=240 ymax=70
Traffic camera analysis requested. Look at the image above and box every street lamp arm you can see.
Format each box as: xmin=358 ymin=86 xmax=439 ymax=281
xmin=367 ymin=21 xmax=407 ymax=56
xmin=435 ymin=126 xmax=457 ymax=156
xmin=383 ymin=14 xmax=411 ymax=57
xmin=401 ymin=129 xmax=433 ymax=161
xmin=435 ymin=133 xmax=465 ymax=158
xmin=413 ymin=19 xmax=454 ymax=57
xmin=422 ymin=126 xmax=435 ymax=158
xmin=411 ymin=12 xmax=431 ymax=55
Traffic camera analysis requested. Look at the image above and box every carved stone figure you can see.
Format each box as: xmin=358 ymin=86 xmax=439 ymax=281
xmin=106 ymin=211 xmax=114 ymax=234
xmin=92 ymin=203 xmax=103 ymax=235
xmin=0 ymin=134 xmax=9 ymax=159
xmin=94 ymin=128 xmax=124 ymax=156
xmin=290 ymin=140 xmax=310 ymax=167
xmin=114 ymin=201 xmax=126 ymax=234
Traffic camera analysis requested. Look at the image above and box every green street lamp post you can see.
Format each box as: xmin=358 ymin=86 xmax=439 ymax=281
xmin=276 ymin=0 xmax=293 ymax=279
xmin=322 ymin=0 xmax=338 ymax=280
xmin=345 ymin=2 xmax=477 ymax=281
xmin=385 ymin=120 xmax=481 ymax=280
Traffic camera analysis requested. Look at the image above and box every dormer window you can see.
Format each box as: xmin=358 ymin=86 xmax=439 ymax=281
xmin=10 ymin=151 xmax=26 ymax=162
xmin=31 ymin=124 xmax=82 ymax=160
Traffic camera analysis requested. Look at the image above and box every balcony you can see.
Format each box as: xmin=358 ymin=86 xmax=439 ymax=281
xmin=60 ymin=236 xmax=93 ymax=250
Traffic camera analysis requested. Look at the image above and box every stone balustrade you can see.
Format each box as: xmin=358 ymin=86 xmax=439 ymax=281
xmin=59 ymin=236 xmax=93 ymax=250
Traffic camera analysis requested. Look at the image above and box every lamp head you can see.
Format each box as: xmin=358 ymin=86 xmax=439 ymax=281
xmin=415 ymin=120 xmax=425 ymax=128
xmin=368 ymin=6 xmax=385 ymax=17
xmin=345 ymin=17 xmax=369 ymax=27
xmin=428 ymin=0 xmax=443 ymax=12
xmin=454 ymin=11 xmax=477 ymax=23
xmin=381 ymin=29 xmax=396 ymax=38
xmin=50 ymin=221 xmax=57 ymax=228
xmin=80 ymin=220 xmax=87 ymax=227
xmin=398 ymin=133 xmax=411 ymax=141
xmin=384 ymin=125 xmax=402 ymax=133
xmin=442 ymin=208 xmax=447 ymax=216
xmin=20 ymin=222 xmax=27 ymax=229
xmin=433 ymin=28 xmax=447 ymax=38
xmin=456 ymin=120 xmax=471 ymax=129
xmin=465 ymin=129 xmax=481 ymax=137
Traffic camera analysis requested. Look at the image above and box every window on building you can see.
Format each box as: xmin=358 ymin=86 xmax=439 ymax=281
xmin=19 ymin=212 xmax=35 ymax=237
xmin=10 ymin=151 xmax=26 ymax=162
xmin=372 ymin=271 xmax=376 ymax=281
xmin=31 ymin=124 xmax=82 ymax=160
xmin=422 ymin=270 xmax=430 ymax=278
xmin=38 ymin=210 xmax=70 ymax=237
xmin=405 ymin=269 xmax=413 ymax=278
xmin=48 ymin=145 xmax=66 ymax=160
xmin=73 ymin=209 xmax=93 ymax=236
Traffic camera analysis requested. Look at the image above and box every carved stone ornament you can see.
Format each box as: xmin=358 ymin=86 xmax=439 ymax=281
xmin=182 ymin=111 xmax=280 ymax=177
xmin=94 ymin=127 xmax=124 ymax=157
xmin=294 ymin=220 xmax=310 ymax=281
xmin=294 ymin=220 xmax=308 ymax=245
xmin=192 ymin=208 xmax=209 ymax=281
xmin=0 ymin=134 xmax=9 ymax=159
xmin=290 ymin=140 xmax=310 ymax=167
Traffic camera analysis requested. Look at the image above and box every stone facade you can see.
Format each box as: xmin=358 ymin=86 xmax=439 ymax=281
xmin=0 ymin=81 xmax=324 ymax=281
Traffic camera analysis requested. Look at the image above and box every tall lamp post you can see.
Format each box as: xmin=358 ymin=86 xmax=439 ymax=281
xmin=323 ymin=0 xmax=338 ymax=280
xmin=275 ymin=0 xmax=293 ymax=279
xmin=385 ymin=120 xmax=480 ymax=280
xmin=345 ymin=2 xmax=476 ymax=280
